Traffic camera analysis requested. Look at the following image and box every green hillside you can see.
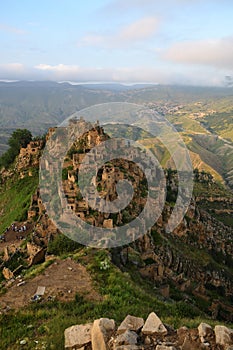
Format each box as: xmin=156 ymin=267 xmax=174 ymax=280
xmin=0 ymin=173 xmax=38 ymax=233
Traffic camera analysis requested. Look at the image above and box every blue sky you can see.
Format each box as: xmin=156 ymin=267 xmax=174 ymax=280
xmin=1 ymin=0 xmax=233 ymax=85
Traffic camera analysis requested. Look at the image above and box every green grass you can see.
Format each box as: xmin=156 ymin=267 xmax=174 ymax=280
xmin=0 ymin=172 xmax=38 ymax=234
xmin=0 ymin=249 xmax=212 ymax=350
xmin=23 ymin=260 xmax=55 ymax=280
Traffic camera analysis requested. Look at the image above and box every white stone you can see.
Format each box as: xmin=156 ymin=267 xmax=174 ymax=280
xmin=117 ymin=315 xmax=144 ymax=334
xmin=156 ymin=346 xmax=177 ymax=350
xmin=198 ymin=323 xmax=212 ymax=341
xmin=142 ymin=312 xmax=167 ymax=336
xmin=91 ymin=318 xmax=115 ymax=350
xmin=214 ymin=325 xmax=233 ymax=346
xmin=64 ymin=323 xmax=92 ymax=349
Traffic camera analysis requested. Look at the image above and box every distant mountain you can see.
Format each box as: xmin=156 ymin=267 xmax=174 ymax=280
xmin=77 ymin=83 xmax=159 ymax=91
xmin=0 ymin=81 xmax=232 ymax=190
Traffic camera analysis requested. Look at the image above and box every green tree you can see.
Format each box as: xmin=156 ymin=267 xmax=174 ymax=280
xmin=0 ymin=129 xmax=32 ymax=168
xmin=8 ymin=129 xmax=32 ymax=151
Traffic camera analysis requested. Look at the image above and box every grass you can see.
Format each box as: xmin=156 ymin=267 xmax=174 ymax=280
xmin=23 ymin=260 xmax=55 ymax=280
xmin=0 ymin=248 xmax=214 ymax=350
xmin=0 ymin=172 xmax=38 ymax=234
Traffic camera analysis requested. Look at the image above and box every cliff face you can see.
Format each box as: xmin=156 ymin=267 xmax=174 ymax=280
xmin=130 ymin=194 xmax=233 ymax=322
xmin=1 ymin=119 xmax=233 ymax=322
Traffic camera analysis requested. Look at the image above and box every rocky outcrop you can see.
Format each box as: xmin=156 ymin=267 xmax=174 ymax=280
xmin=15 ymin=139 xmax=44 ymax=178
xmin=64 ymin=312 xmax=233 ymax=349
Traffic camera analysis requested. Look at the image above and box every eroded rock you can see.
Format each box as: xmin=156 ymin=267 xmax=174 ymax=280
xmin=91 ymin=318 xmax=115 ymax=350
xmin=117 ymin=315 xmax=144 ymax=335
xmin=142 ymin=312 xmax=167 ymax=336
xmin=214 ymin=325 xmax=233 ymax=346
xmin=64 ymin=323 xmax=92 ymax=349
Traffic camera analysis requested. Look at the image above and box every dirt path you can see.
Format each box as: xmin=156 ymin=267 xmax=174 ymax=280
xmin=0 ymin=258 xmax=102 ymax=311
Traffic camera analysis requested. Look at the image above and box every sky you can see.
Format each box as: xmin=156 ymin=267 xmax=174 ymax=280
xmin=1 ymin=0 xmax=233 ymax=86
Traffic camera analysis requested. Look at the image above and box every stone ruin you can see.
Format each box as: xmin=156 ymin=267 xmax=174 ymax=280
xmin=15 ymin=139 xmax=44 ymax=178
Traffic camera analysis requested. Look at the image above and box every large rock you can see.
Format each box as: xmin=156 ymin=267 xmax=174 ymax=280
xmin=156 ymin=346 xmax=177 ymax=350
xmin=117 ymin=315 xmax=144 ymax=334
xmin=64 ymin=323 xmax=92 ymax=349
xmin=115 ymin=330 xmax=138 ymax=346
xmin=142 ymin=312 xmax=167 ymax=336
xmin=91 ymin=318 xmax=115 ymax=350
xmin=198 ymin=323 xmax=213 ymax=342
xmin=214 ymin=325 xmax=233 ymax=346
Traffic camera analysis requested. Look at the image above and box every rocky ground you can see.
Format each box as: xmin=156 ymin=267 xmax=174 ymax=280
xmin=65 ymin=312 xmax=233 ymax=350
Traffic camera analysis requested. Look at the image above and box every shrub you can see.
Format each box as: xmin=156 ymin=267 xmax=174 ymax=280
xmin=47 ymin=234 xmax=82 ymax=256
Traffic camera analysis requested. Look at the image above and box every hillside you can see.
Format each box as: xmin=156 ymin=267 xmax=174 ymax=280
xmin=0 ymin=82 xmax=232 ymax=191
xmin=0 ymin=122 xmax=233 ymax=349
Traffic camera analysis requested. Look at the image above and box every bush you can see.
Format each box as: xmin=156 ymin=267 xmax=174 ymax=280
xmin=47 ymin=234 xmax=82 ymax=256
xmin=0 ymin=129 xmax=32 ymax=168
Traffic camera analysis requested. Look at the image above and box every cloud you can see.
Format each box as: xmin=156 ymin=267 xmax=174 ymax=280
xmin=35 ymin=64 xmax=116 ymax=81
xmin=117 ymin=17 xmax=159 ymax=42
xmin=35 ymin=64 xmax=81 ymax=73
xmin=0 ymin=63 xmax=24 ymax=72
xmin=0 ymin=63 xmax=26 ymax=80
xmin=0 ymin=23 xmax=26 ymax=35
xmin=79 ymin=16 xmax=159 ymax=49
xmin=34 ymin=63 xmax=226 ymax=86
xmin=163 ymin=36 xmax=233 ymax=70
xmin=34 ymin=63 xmax=170 ymax=83
xmin=0 ymin=62 xmax=230 ymax=86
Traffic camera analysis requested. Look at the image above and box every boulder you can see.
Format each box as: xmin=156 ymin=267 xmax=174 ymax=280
xmin=91 ymin=318 xmax=115 ymax=350
xmin=117 ymin=315 xmax=144 ymax=334
xmin=64 ymin=323 xmax=92 ymax=349
xmin=156 ymin=345 xmax=177 ymax=350
xmin=214 ymin=325 xmax=233 ymax=346
xmin=142 ymin=312 xmax=167 ymax=336
xmin=115 ymin=330 xmax=138 ymax=346
xmin=198 ymin=323 xmax=213 ymax=342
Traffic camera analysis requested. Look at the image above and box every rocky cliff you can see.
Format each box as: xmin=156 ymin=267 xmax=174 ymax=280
xmin=0 ymin=118 xmax=233 ymax=325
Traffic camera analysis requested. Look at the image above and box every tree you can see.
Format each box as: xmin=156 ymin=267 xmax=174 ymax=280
xmin=0 ymin=129 xmax=32 ymax=168
xmin=8 ymin=129 xmax=32 ymax=152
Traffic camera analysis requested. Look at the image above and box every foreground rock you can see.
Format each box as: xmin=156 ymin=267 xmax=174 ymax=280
xmin=91 ymin=318 xmax=115 ymax=350
xmin=64 ymin=312 xmax=233 ymax=350
xmin=117 ymin=315 xmax=144 ymax=334
xmin=142 ymin=312 xmax=167 ymax=336
xmin=215 ymin=325 xmax=233 ymax=346
xmin=64 ymin=323 xmax=92 ymax=349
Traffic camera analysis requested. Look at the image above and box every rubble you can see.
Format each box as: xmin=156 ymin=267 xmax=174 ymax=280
xmin=64 ymin=312 xmax=233 ymax=349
